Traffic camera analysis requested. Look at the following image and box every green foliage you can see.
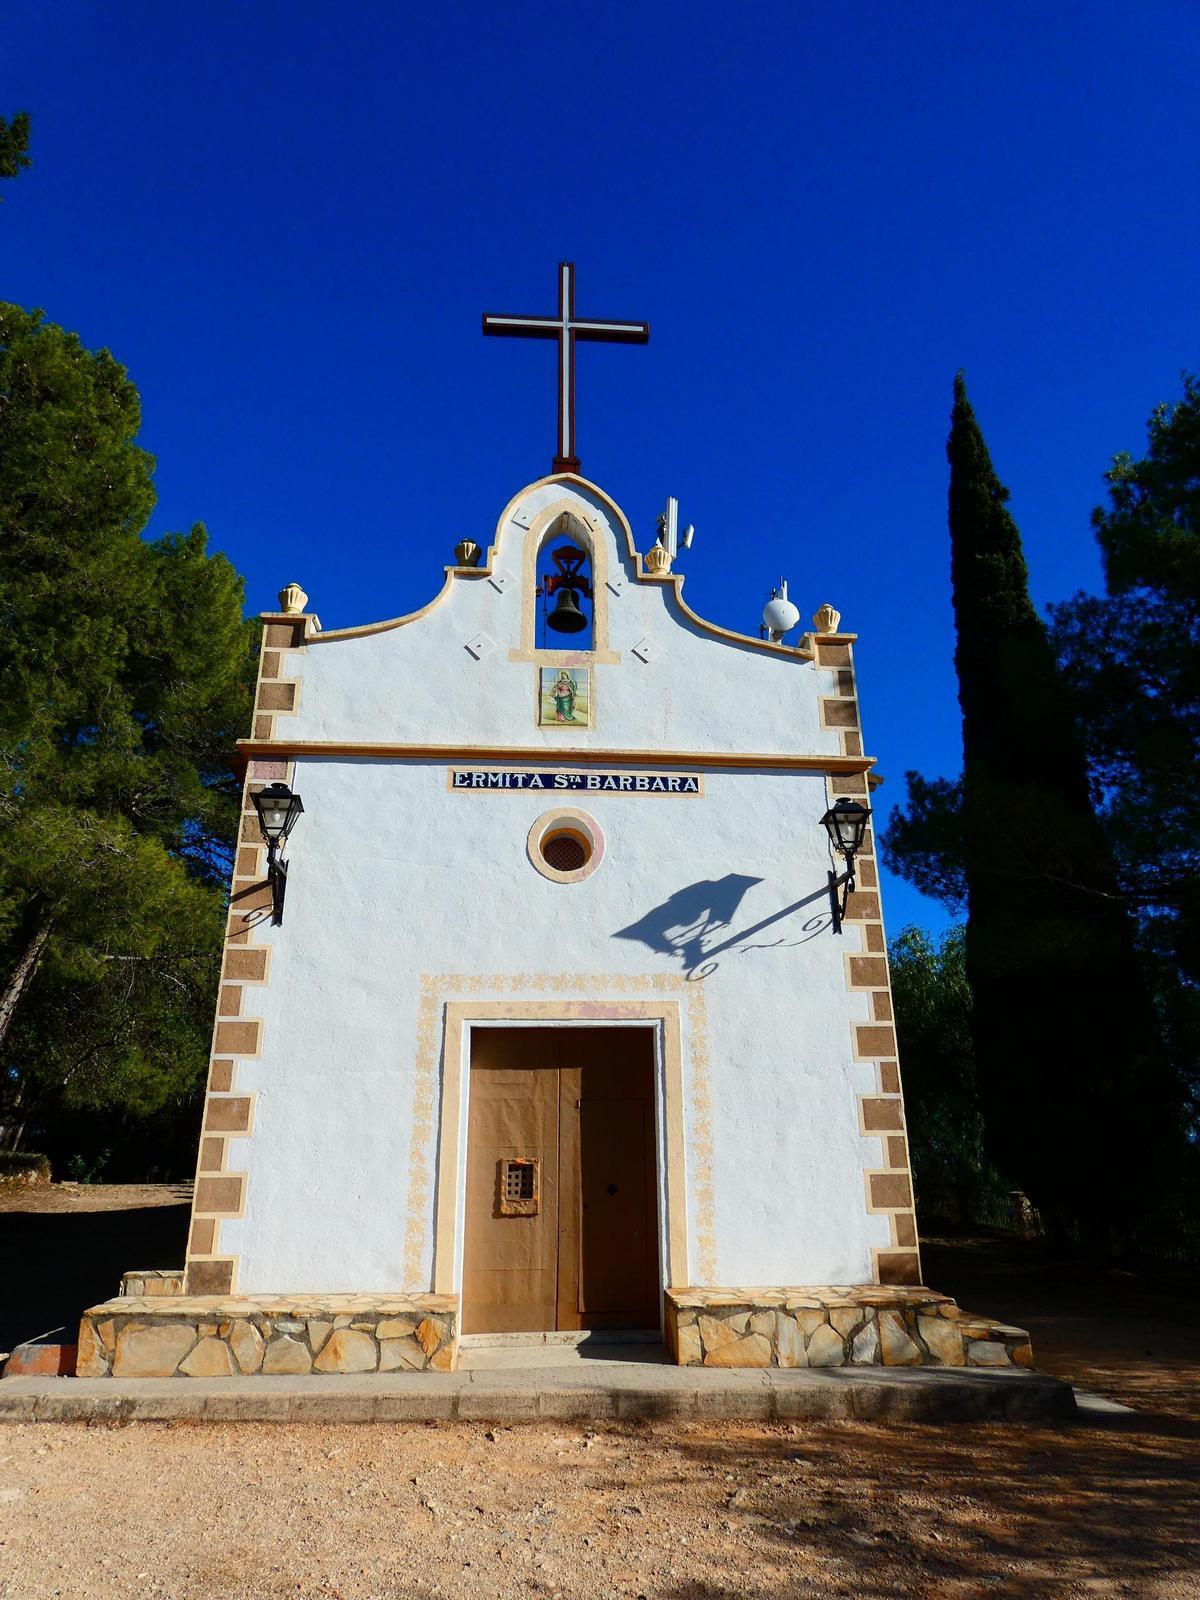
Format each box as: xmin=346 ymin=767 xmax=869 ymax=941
xmin=884 ymin=376 xmax=1184 ymax=1246
xmin=1049 ymin=377 xmax=1200 ymax=1121
xmin=65 ymin=1149 xmax=111 ymax=1184
xmin=888 ymin=925 xmax=993 ymax=1188
xmin=0 ymin=112 xmax=31 ymax=192
xmin=880 ymin=774 xmax=965 ymax=912
xmin=0 ymin=303 xmax=257 ymax=1168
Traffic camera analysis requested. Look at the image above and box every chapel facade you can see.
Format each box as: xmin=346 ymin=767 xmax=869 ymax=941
xmin=76 ymin=275 xmax=1038 ymax=1378
xmin=184 ymin=473 xmax=926 ymax=1330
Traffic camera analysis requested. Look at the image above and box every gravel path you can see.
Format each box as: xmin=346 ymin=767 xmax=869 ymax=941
xmin=1 ymin=1412 xmax=1197 ymax=1599
xmin=2 ymin=1198 xmax=1197 ymax=1595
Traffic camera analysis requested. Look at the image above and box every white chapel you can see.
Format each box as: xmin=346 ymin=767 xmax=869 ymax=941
xmin=76 ymin=267 xmax=1036 ymax=1378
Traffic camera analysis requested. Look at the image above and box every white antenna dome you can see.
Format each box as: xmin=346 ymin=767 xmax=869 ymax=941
xmin=762 ymin=579 xmax=800 ymax=639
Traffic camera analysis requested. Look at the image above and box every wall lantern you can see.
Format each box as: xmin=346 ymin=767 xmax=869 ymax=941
xmin=252 ymin=781 xmax=304 ymax=925
xmin=820 ymin=796 xmax=871 ymax=935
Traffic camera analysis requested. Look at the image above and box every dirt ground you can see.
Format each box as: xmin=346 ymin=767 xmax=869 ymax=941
xmin=0 ymin=1191 xmax=1197 ymax=1599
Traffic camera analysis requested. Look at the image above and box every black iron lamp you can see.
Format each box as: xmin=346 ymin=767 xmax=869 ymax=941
xmin=252 ymin=781 xmax=304 ymax=925
xmin=820 ymin=796 xmax=872 ymax=934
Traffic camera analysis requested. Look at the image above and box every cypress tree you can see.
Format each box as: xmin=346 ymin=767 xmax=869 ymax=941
xmin=947 ymin=374 xmax=1179 ymax=1247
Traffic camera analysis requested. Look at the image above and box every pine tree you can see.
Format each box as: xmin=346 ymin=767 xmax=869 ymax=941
xmin=0 ymin=304 xmax=256 ymax=1171
xmin=1050 ymin=377 xmax=1200 ymax=1123
xmin=0 ymin=111 xmax=31 ymax=192
xmin=941 ymin=375 xmax=1179 ymax=1245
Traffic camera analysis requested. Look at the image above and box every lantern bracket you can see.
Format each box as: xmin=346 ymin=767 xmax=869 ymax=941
xmin=827 ymin=866 xmax=856 ymax=936
xmin=266 ymin=841 xmax=289 ymax=926
xmin=251 ymin=782 xmax=304 ymax=928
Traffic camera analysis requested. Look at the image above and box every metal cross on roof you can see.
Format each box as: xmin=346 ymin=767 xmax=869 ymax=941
xmin=483 ymin=262 xmax=649 ymax=475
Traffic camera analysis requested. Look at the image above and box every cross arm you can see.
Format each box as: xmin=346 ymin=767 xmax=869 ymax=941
xmin=572 ymin=320 xmax=650 ymax=344
xmin=481 ymin=314 xmax=562 ymax=340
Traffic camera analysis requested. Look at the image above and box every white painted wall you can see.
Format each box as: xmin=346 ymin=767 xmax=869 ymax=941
xmin=280 ymin=480 xmax=843 ymax=759
xmin=221 ymin=477 xmax=891 ymax=1295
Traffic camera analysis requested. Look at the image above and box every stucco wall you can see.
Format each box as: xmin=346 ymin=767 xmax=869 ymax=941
xmin=220 ymin=759 xmax=890 ymax=1293
xmin=280 ymin=479 xmax=842 ymax=758
xmin=217 ymin=475 xmax=894 ymax=1298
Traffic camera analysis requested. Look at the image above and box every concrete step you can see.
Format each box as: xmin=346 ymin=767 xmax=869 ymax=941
xmin=0 ymin=1362 xmax=1076 ymax=1424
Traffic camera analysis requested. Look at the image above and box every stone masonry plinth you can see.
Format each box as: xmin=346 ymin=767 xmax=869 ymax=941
xmin=77 ymin=1294 xmax=458 ymax=1378
xmin=666 ymin=1287 xmax=1034 ymax=1370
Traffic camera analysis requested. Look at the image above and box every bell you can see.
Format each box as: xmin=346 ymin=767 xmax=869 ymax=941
xmin=546 ymin=587 xmax=588 ymax=633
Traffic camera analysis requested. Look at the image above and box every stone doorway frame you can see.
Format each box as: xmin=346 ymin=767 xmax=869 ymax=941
xmin=432 ymin=1002 xmax=688 ymax=1309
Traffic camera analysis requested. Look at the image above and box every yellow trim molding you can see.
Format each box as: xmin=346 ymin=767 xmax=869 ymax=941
xmin=236 ymin=738 xmax=874 ymax=775
xmin=292 ymin=473 xmax=831 ymax=663
xmin=431 ymin=999 xmax=689 ymax=1296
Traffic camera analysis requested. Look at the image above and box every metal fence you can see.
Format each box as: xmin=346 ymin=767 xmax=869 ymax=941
xmin=915 ymin=1178 xmax=1200 ymax=1265
xmin=916 ymin=1181 xmax=1043 ymax=1239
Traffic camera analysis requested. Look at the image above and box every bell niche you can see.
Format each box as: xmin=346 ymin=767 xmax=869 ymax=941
xmin=535 ymin=523 xmax=595 ymax=650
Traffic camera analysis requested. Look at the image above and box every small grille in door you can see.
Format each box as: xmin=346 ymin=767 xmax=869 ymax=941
xmin=498 ymin=1157 xmax=540 ymax=1216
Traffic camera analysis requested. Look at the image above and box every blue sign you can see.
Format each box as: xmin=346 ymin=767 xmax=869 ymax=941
xmin=451 ymin=769 xmax=700 ymax=794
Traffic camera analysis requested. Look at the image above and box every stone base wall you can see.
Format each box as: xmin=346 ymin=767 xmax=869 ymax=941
xmin=666 ymin=1287 xmax=1033 ymax=1370
xmin=119 ymin=1270 xmax=185 ymax=1298
xmin=77 ymin=1294 xmax=458 ymax=1377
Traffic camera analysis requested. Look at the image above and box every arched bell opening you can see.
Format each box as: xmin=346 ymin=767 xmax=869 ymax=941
xmin=534 ymin=513 xmax=595 ymax=652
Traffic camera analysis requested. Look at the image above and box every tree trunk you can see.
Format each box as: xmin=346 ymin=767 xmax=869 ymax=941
xmin=0 ymin=912 xmax=51 ymax=1053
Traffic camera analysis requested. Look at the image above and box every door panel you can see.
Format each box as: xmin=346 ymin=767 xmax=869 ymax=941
xmin=574 ymin=1030 xmax=660 ymax=1330
xmin=463 ymin=1027 xmax=659 ymax=1335
xmin=579 ymin=1097 xmax=657 ymax=1324
xmin=461 ymin=1031 xmax=560 ymax=1334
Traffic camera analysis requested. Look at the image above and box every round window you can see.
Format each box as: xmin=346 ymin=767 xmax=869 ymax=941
xmin=527 ymin=808 xmax=605 ymax=884
xmin=541 ymin=829 xmax=590 ymax=873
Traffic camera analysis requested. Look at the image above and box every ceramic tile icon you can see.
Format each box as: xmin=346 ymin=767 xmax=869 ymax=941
xmin=539 ymin=665 xmax=590 ymax=726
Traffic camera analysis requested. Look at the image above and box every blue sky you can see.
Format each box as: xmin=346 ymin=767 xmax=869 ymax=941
xmin=4 ymin=1 xmax=1198 ymax=933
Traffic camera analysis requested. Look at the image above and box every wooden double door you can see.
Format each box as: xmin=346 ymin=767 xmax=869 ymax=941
xmin=461 ymin=1027 xmax=660 ymax=1335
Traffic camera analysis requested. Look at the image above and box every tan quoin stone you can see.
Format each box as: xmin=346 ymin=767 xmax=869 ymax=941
xmin=313 ymin=1329 xmax=378 ymax=1374
xmin=428 ymin=1345 xmax=455 ymax=1371
xmin=112 ymin=1324 xmax=196 ymax=1378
